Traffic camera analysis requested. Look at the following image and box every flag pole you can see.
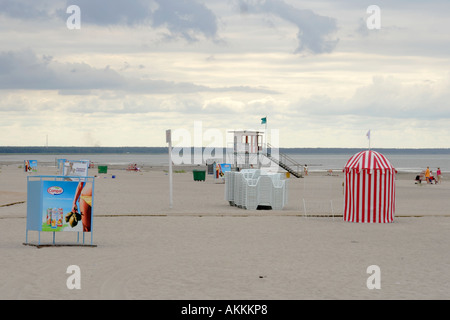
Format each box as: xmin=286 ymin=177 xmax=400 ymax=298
xmin=264 ymin=116 xmax=267 ymax=148
xmin=260 ymin=116 xmax=266 ymax=145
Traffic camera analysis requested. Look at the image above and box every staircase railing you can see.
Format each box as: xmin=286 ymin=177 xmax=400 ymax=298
xmin=265 ymin=143 xmax=303 ymax=178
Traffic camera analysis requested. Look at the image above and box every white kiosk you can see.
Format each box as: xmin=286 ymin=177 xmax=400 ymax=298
xmin=228 ymin=130 xmax=264 ymax=170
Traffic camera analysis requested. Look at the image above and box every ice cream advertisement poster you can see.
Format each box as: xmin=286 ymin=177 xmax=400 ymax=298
xmin=41 ymin=180 xmax=91 ymax=232
xmin=24 ymin=160 xmax=38 ymax=173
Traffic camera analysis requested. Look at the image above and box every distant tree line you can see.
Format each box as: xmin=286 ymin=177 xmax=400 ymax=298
xmin=281 ymin=148 xmax=450 ymax=155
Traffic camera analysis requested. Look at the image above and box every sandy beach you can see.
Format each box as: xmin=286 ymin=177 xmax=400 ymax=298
xmin=0 ymin=163 xmax=449 ymax=300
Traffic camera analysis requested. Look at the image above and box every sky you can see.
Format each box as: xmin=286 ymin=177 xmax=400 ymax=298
xmin=1 ymin=0 xmax=450 ymax=148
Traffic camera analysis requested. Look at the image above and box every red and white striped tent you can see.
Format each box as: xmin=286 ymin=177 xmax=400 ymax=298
xmin=343 ymin=150 xmax=397 ymax=223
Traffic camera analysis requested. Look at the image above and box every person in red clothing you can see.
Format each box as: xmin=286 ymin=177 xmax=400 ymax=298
xmin=436 ymin=167 xmax=442 ymax=184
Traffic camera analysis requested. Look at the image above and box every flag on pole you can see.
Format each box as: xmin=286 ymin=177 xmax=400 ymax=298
xmin=366 ymin=130 xmax=371 ymax=140
xmin=261 ymin=117 xmax=267 ymax=125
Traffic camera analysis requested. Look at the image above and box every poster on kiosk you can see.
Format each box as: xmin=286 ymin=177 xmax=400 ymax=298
xmin=26 ymin=162 xmax=94 ymax=245
xmin=24 ymin=160 xmax=38 ymax=173
xmin=63 ymin=160 xmax=89 ymax=177
xmin=41 ymin=180 xmax=92 ymax=232
xmin=27 ymin=178 xmax=93 ymax=233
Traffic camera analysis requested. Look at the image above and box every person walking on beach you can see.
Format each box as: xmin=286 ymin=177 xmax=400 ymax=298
xmin=425 ymin=166 xmax=431 ymax=183
xmin=437 ymin=167 xmax=442 ymax=184
xmin=303 ymin=164 xmax=308 ymax=176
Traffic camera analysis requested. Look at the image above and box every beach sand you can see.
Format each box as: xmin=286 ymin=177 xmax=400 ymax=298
xmin=0 ymin=163 xmax=449 ymax=299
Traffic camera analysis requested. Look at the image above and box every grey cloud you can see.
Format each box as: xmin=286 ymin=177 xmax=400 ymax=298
xmin=3 ymin=0 xmax=219 ymax=43
xmin=0 ymin=49 xmax=277 ymax=94
xmin=294 ymin=76 xmax=450 ymax=120
xmin=347 ymin=76 xmax=450 ymax=120
xmin=60 ymin=0 xmax=218 ymax=42
xmin=60 ymin=0 xmax=151 ymax=25
xmin=125 ymin=79 xmax=277 ymax=95
xmin=151 ymin=0 xmax=218 ymax=42
xmin=58 ymin=95 xmax=276 ymax=116
xmin=238 ymin=0 xmax=339 ymax=54
xmin=356 ymin=17 xmax=369 ymax=37
xmin=0 ymin=0 xmax=54 ymax=19
xmin=58 ymin=89 xmax=93 ymax=95
xmin=1 ymin=0 xmax=337 ymax=51
xmin=0 ymin=49 xmax=125 ymax=91
xmin=63 ymin=0 xmax=220 ymax=41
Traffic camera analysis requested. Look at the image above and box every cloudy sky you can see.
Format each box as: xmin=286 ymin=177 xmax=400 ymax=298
xmin=1 ymin=0 xmax=450 ymax=148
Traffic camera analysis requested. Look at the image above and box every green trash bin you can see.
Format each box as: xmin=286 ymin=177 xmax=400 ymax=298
xmin=98 ymin=165 xmax=108 ymax=174
xmin=193 ymin=170 xmax=206 ymax=181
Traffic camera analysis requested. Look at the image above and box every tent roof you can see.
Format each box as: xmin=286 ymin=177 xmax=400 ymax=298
xmin=344 ymin=150 xmax=396 ymax=171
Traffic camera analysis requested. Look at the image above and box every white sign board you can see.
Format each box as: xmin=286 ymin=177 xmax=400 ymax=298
xmin=64 ymin=161 xmax=89 ymax=177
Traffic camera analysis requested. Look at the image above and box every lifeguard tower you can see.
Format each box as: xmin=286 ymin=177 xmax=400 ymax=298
xmin=227 ymin=130 xmax=303 ymax=178
xmin=228 ymin=130 xmax=264 ymax=169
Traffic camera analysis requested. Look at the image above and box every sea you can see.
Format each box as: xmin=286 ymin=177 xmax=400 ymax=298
xmin=1 ymin=151 xmax=449 ymax=174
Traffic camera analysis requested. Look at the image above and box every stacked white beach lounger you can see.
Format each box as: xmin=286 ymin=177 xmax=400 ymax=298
xmin=225 ymin=169 xmax=288 ymax=210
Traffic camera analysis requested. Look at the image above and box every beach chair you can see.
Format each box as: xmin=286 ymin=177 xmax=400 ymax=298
xmin=225 ymin=170 xmax=288 ymax=210
xmin=257 ymin=175 xmax=273 ymax=208
xmin=272 ymin=178 xmax=287 ymax=210
xmin=234 ymin=173 xmax=243 ymax=208
xmin=244 ymin=178 xmax=259 ymax=210
xmin=225 ymin=171 xmax=235 ymax=205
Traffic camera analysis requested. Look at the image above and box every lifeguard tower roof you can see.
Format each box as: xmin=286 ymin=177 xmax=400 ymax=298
xmin=228 ymin=130 xmax=263 ymax=134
